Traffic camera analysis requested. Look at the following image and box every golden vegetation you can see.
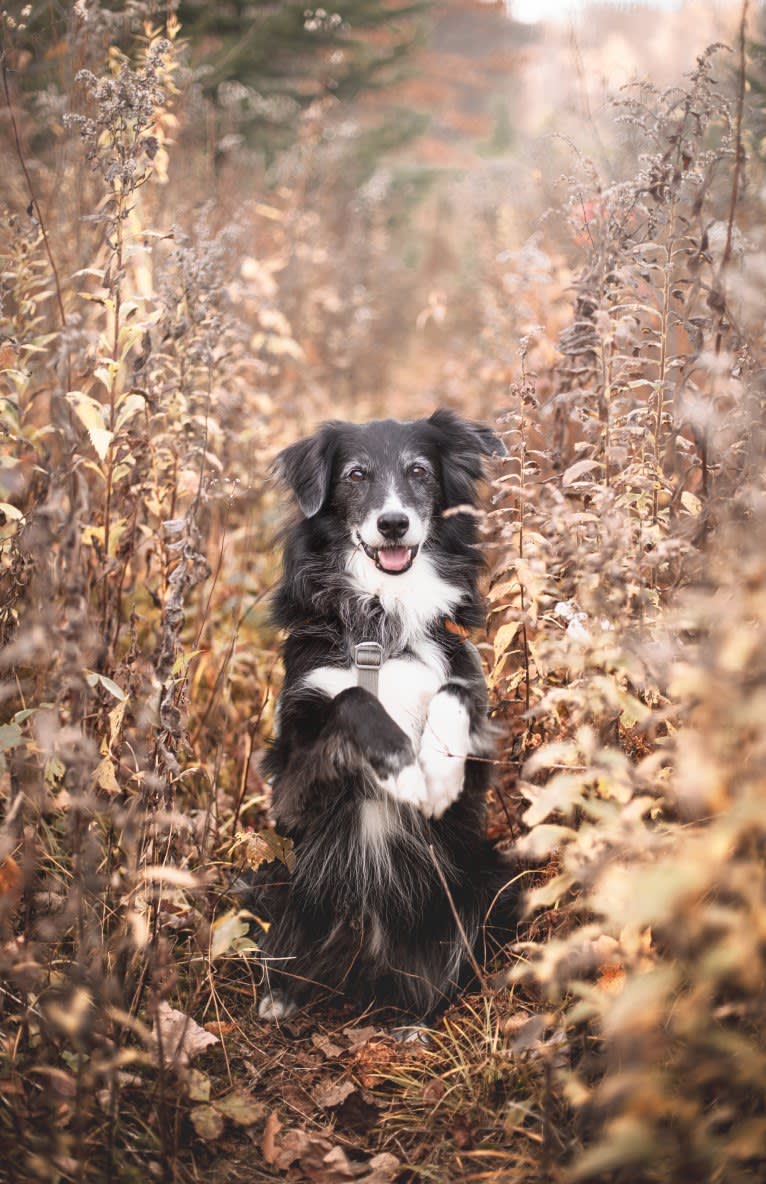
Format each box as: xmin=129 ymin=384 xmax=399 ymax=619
xmin=0 ymin=3 xmax=764 ymax=1181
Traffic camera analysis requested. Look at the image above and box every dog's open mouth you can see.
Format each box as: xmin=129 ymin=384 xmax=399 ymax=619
xmin=358 ymin=539 xmax=419 ymax=575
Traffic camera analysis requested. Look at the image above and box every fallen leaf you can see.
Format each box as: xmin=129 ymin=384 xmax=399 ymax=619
xmin=353 ymin=1040 xmax=400 ymax=1088
xmin=204 ymin=1020 xmax=237 ymax=1037
xmin=214 ymin=1089 xmax=265 ymax=1126
xmin=190 ymin=1104 xmax=224 ymax=1141
xmin=343 ymin=1025 xmax=383 ymax=1047
xmin=154 ymin=1002 xmax=219 ymax=1067
xmin=361 ymin=1153 xmax=400 ymax=1183
xmin=0 ymin=856 xmax=22 ymax=901
xmin=313 ymin=1079 xmax=357 ymax=1109
xmin=186 ymin=1068 xmax=210 ymax=1103
xmin=312 ymin=1032 xmax=345 ymax=1059
xmin=262 ymin=1110 xmax=281 ymax=1164
xmin=269 ymin=1128 xmax=399 ymax=1182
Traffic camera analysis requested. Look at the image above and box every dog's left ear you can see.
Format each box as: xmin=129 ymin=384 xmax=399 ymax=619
xmin=428 ymin=409 xmax=507 ymax=461
xmin=273 ymin=424 xmax=338 ymax=517
xmin=428 ymin=409 xmax=506 ymax=506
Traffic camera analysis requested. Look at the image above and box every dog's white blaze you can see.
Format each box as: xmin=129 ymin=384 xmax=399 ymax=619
xmin=418 ymin=691 xmax=471 ymax=819
xmin=304 ymin=656 xmax=444 ymax=744
xmin=345 ymin=549 xmax=462 ymax=650
xmin=358 ymin=486 xmax=426 ymax=550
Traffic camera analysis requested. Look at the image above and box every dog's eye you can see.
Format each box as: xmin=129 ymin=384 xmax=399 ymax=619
xmin=347 ymin=467 xmax=368 ymax=483
xmin=409 ymin=463 xmax=429 ymax=480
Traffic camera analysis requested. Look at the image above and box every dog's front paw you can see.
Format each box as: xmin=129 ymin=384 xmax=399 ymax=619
xmin=383 ymin=761 xmax=430 ymax=811
xmin=332 ymin=687 xmax=416 ymax=780
xmin=418 ymin=690 xmax=471 ymax=819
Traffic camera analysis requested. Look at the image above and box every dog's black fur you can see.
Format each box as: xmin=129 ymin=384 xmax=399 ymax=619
xmin=252 ymin=409 xmax=517 ymax=1023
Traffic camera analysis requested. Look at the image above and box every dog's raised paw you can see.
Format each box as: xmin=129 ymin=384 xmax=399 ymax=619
xmin=258 ymin=993 xmax=296 ymax=1022
xmin=383 ymin=761 xmax=429 ymax=811
xmin=419 ymin=690 xmax=470 ymax=818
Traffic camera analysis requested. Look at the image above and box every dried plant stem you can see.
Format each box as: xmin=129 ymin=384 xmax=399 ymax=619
xmin=1 ymin=53 xmax=69 ymax=343
xmin=722 ymin=0 xmax=749 ymax=274
xmin=652 ymin=203 xmax=677 ymax=529
xmin=428 ymin=843 xmax=487 ymax=990
xmin=101 ymin=196 xmax=125 ymax=644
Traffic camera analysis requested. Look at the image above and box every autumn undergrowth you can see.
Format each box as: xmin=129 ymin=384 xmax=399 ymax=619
xmin=1 ymin=4 xmax=765 ymax=1184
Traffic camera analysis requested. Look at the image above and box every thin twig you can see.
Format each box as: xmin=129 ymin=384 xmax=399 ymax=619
xmin=721 ymin=0 xmax=749 ymax=274
xmin=427 ymin=843 xmax=487 ymax=990
xmin=1 ymin=52 xmax=69 ymax=341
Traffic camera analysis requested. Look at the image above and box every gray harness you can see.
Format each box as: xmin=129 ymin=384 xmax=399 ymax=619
xmin=354 ymin=641 xmax=383 ymax=697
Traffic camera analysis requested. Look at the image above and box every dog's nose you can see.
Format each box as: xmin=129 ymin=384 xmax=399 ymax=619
xmin=377 ymin=511 xmax=409 ymax=540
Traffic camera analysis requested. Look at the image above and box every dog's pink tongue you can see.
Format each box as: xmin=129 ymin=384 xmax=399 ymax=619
xmin=378 ymin=547 xmax=410 ymax=572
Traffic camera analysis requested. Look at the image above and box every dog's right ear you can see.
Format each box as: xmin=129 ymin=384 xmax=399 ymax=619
xmin=272 ymin=426 xmax=337 ymax=518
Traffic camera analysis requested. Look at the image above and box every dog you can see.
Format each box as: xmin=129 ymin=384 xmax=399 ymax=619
xmin=253 ymin=409 xmax=516 ymax=1024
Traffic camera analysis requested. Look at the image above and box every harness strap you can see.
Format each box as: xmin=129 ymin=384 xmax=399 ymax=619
xmin=354 ymin=641 xmax=383 ymax=697
xmin=353 ymin=619 xmax=466 ymax=698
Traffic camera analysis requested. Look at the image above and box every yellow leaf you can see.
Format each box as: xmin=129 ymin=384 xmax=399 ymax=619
xmin=209 ymin=910 xmax=252 ymax=961
xmin=493 ymin=621 xmax=521 ymax=665
xmin=94 ymin=755 xmax=120 ymax=794
xmin=680 ymin=490 xmax=702 ymax=516
xmin=66 ymin=391 xmax=113 ymax=461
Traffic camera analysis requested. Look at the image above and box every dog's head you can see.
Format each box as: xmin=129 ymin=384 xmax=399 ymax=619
xmin=274 ymin=410 xmax=506 ymax=577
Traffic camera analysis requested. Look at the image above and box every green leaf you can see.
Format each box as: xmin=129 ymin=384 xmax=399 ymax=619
xmin=0 ymin=723 xmax=23 ymax=751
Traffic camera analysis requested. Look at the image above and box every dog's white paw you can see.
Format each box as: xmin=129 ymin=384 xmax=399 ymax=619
xmin=418 ymin=691 xmax=470 ymax=819
xmin=258 ymin=993 xmax=296 ymax=1022
xmin=383 ymin=761 xmax=429 ymax=811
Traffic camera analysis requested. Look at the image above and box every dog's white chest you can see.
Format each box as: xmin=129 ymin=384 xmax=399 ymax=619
xmin=304 ymin=652 xmax=445 ymax=743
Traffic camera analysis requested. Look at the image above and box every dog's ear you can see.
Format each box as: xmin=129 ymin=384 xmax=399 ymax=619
xmin=428 ymin=409 xmax=506 ymax=506
xmin=273 ymin=426 xmax=338 ymax=518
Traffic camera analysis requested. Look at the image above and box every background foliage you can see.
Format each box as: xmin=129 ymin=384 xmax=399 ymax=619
xmin=1 ymin=1 xmax=764 ymax=1181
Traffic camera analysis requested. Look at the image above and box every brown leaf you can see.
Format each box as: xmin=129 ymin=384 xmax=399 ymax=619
xmin=361 ymin=1153 xmax=400 ymax=1183
xmin=154 ymin=1002 xmax=219 ymax=1067
xmin=313 ymin=1078 xmax=357 ymax=1109
xmin=261 ymin=1110 xmax=281 ymax=1165
xmin=0 ymin=855 xmax=21 ymax=897
xmin=203 ymin=1020 xmax=237 ymax=1037
xmin=343 ymin=1025 xmax=384 ymax=1047
xmin=312 ymin=1032 xmax=345 ymax=1059
xmin=231 ymin=829 xmax=296 ymax=872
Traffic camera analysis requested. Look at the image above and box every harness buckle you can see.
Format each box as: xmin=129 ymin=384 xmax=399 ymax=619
xmin=353 ymin=642 xmax=383 ymax=697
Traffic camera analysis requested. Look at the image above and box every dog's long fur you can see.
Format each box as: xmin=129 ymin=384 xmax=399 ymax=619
xmin=252 ymin=409 xmax=517 ymax=1022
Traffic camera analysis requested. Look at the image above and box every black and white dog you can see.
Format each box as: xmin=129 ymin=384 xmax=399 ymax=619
xmin=254 ymin=409 xmax=516 ymax=1023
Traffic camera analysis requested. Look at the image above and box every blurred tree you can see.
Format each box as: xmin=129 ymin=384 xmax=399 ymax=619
xmin=177 ymin=0 xmax=429 ymax=149
xmin=5 ymin=0 xmax=428 ymax=156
